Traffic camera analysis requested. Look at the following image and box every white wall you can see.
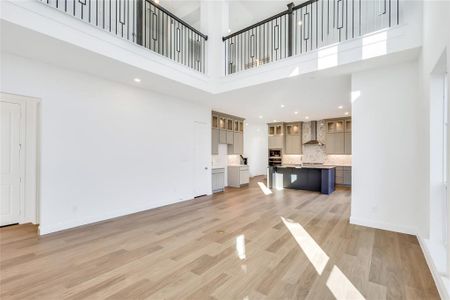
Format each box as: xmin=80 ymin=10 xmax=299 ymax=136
xmin=244 ymin=123 xmax=268 ymax=177
xmin=351 ymin=60 xmax=422 ymax=235
xmin=1 ymin=53 xmax=211 ymax=235
xmin=419 ymin=1 xmax=450 ymax=298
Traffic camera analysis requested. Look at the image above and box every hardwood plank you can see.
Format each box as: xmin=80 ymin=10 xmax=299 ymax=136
xmin=0 ymin=176 xmax=439 ymax=299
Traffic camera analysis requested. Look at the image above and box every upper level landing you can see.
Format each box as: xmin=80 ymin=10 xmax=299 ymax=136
xmin=1 ymin=0 xmax=422 ymax=99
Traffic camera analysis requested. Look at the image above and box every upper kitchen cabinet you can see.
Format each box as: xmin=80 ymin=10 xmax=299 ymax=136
xmin=285 ymin=122 xmax=302 ymax=154
xmin=212 ymin=114 xmax=219 ymax=129
xmin=268 ymin=123 xmax=284 ymax=149
xmin=326 ymin=118 xmax=351 ymax=154
xmin=212 ymin=111 xmax=245 ymax=155
xmin=344 ymin=119 xmax=352 ymax=154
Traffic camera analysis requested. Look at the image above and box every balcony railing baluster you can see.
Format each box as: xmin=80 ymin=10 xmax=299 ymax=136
xmin=39 ymin=0 xmax=208 ymax=73
xmin=223 ymin=0 xmax=400 ymax=75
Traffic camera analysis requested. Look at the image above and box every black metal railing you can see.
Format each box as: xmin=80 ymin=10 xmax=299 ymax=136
xmin=40 ymin=0 xmax=208 ymax=73
xmin=223 ymin=0 xmax=400 ymax=75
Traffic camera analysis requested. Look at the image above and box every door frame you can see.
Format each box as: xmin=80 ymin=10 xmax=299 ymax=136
xmin=0 ymin=92 xmax=40 ymax=225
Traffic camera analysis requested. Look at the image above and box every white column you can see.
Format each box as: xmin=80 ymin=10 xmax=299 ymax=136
xmin=200 ymin=0 xmax=229 ymax=78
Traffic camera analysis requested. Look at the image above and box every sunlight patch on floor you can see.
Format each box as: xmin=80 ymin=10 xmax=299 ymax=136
xmin=236 ymin=234 xmax=246 ymax=260
xmin=281 ymin=217 xmax=329 ymax=274
xmin=282 ymin=217 xmax=366 ymax=299
xmin=326 ymin=265 xmax=365 ymax=300
xmin=257 ymin=182 xmax=272 ymax=195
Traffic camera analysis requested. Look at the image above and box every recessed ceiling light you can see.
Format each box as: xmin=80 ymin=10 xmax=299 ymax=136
xmin=281 ymin=104 xmax=285 ymax=108
xmin=294 ymin=111 xmax=298 ymax=115
xmin=228 ymin=29 xmax=231 ymax=33
xmin=259 ymin=115 xmax=263 ymax=119
xmin=305 ymin=116 xmax=310 ymax=120
xmin=134 ymin=78 xmax=141 ymax=83
xmin=298 ymin=21 xmax=302 ymax=26
xmin=338 ymin=105 xmax=343 ymax=109
xmin=273 ymin=119 xmax=277 ymax=122
xmin=345 ymin=112 xmax=349 ymax=115
xmin=245 ymin=123 xmax=249 ymax=126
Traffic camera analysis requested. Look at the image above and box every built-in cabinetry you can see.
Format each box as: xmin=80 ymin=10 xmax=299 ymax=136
xmin=212 ymin=168 xmax=225 ymax=193
xmin=268 ymin=122 xmax=302 ymax=155
xmin=335 ymin=166 xmax=351 ymax=186
xmin=228 ymin=165 xmax=250 ymax=187
xmin=284 ymin=122 xmax=302 ymax=154
xmin=268 ymin=123 xmax=284 ymax=149
xmin=326 ymin=118 xmax=351 ymax=154
xmin=212 ymin=111 xmax=244 ymax=155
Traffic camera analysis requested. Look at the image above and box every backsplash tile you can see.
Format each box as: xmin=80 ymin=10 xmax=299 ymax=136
xmin=302 ymin=120 xmax=327 ymax=163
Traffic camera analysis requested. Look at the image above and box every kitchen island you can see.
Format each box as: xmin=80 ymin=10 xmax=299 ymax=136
xmin=267 ymin=165 xmax=336 ymax=194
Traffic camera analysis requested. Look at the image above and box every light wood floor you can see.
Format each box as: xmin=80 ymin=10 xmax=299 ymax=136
xmin=0 ymin=177 xmax=439 ymax=299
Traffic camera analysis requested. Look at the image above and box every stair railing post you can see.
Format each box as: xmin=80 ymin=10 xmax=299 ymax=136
xmin=287 ymin=2 xmax=294 ymax=57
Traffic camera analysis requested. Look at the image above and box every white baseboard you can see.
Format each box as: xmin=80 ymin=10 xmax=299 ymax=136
xmin=349 ymin=216 xmax=417 ymax=235
xmin=39 ymin=196 xmax=194 ymax=235
xmin=417 ymin=235 xmax=450 ymax=300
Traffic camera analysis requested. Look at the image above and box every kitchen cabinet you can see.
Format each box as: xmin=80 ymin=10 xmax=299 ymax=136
xmin=228 ymin=132 xmax=243 ymax=155
xmin=212 ymin=128 xmax=219 ymax=154
xmin=285 ymin=122 xmax=302 ymax=154
xmin=268 ymin=123 xmax=284 ymax=149
xmin=336 ymin=166 xmax=351 ymax=186
xmin=326 ymin=118 xmax=351 ymax=154
xmin=212 ymin=168 xmax=225 ymax=193
xmin=228 ymin=165 xmax=249 ymax=187
xmin=345 ymin=132 xmax=351 ymax=154
xmin=226 ymin=131 xmax=234 ymax=144
xmin=219 ymin=129 xmax=227 ymax=144
xmin=212 ymin=111 xmax=245 ymax=154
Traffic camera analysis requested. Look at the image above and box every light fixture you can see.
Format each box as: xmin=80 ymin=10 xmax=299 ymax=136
xmin=298 ymin=21 xmax=302 ymax=26
xmin=259 ymin=115 xmax=263 ymax=119
xmin=281 ymin=104 xmax=285 ymax=108
xmin=273 ymin=119 xmax=277 ymax=122
xmin=228 ymin=29 xmax=231 ymax=33
xmin=345 ymin=112 xmax=349 ymax=115
xmin=245 ymin=123 xmax=249 ymax=126
xmin=294 ymin=111 xmax=298 ymax=115
xmin=305 ymin=116 xmax=310 ymax=120
xmin=338 ymin=105 xmax=343 ymax=109
xmin=134 ymin=78 xmax=141 ymax=83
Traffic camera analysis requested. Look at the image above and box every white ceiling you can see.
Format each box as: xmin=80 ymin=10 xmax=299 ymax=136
xmin=208 ymin=73 xmax=352 ymax=123
xmin=157 ymin=0 xmax=308 ymax=34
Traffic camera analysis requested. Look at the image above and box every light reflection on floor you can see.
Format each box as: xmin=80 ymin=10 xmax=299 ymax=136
xmin=281 ymin=216 xmax=366 ymax=299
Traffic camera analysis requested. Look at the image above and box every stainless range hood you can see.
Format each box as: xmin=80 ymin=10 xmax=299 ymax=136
xmin=303 ymin=121 xmax=324 ymax=145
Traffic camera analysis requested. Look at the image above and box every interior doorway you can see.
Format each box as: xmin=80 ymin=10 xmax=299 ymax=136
xmin=0 ymin=92 xmax=39 ymax=227
xmin=193 ymin=121 xmax=210 ymax=197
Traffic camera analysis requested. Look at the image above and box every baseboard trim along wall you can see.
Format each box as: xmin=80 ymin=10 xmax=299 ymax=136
xmin=417 ymin=235 xmax=450 ymax=300
xmin=38 ymin=195 xmax=202 ymax=235
xmin=349 ymin=216 xmax=417 ymax=235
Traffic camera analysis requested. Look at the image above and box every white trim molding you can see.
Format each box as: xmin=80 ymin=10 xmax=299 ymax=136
xmin=0 ymin=92 xmax=40 ymax=225
xmin=349 ymin=216 xmax=417 ymax=235
xmin=418 ymin=235 xmax=450 ymax=300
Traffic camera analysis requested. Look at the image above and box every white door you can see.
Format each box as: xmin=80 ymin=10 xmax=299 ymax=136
xmin=0 ymin=101 xmax=22 ymax=226
xmin=194 ymin=122 xmax=210 ymax=197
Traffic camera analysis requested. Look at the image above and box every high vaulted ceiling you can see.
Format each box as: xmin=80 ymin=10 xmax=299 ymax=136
xmin=158 ymin=0 xmax=309 ymax=34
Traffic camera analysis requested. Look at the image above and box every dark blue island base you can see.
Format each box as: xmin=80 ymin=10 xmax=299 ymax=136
xmin=267 ymin=166 xmax=336 ymax=195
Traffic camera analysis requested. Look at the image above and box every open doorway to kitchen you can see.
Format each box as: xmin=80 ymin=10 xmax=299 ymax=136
xmin=0 ymin=92 xmax=39 ymax=227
